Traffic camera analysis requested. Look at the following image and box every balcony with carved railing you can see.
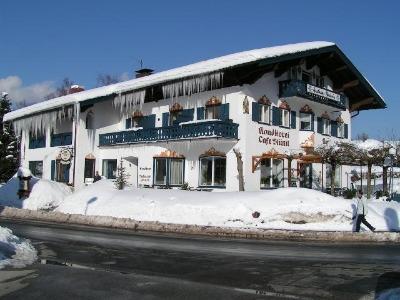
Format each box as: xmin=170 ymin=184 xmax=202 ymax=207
xmin=279 ymin=80 xmax=347 ymax=110
xmin=99 ymin=120 xmax=239 ymax=146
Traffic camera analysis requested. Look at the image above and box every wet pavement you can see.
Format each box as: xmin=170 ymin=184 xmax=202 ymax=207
xmin=1 ymin=219 xmax=400 ymax=299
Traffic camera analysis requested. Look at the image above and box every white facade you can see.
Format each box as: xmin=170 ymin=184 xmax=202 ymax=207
xmin=19 ymin=66 xmax=352 ymax=192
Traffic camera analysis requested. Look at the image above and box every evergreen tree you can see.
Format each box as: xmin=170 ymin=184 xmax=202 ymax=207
xmin=0 ymin=92 xmax=19 ymax=182
xmin=114 ymin=158 xmax=130 ymax=190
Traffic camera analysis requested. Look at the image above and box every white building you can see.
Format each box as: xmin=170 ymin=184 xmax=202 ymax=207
xmin=4 ymin=41 xmax=386 ymax=192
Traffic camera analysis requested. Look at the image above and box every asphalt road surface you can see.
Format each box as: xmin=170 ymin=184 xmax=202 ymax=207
xmin=0 ymin=218 xmax=400 ymax=299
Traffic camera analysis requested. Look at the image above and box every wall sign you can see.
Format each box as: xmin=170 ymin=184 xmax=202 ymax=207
xmin=258 ymin=127 xmax=290 ymax=147
xmin=138 ymin=166 xmax=152 ymax=185
xmin=306 ymin=84 xmax=341 ymax=102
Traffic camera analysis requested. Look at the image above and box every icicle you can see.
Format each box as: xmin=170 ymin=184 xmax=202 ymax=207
xmin=113 ymin=90 xmax=145 ymax=113
xmin=162 ymin=71 xmax=224 ymax=99
xmin=12 ymin=105 xmax=74 ymax=137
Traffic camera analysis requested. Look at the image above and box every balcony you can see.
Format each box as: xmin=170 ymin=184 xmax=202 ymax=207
xmin=279 ymin=80 xmax=346 ymax=109
xmin=99 ymin=120 xmax=239 ymax=146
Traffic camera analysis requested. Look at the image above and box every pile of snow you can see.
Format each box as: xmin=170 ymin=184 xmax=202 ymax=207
xmin=0 ymin=226 xmax=37 ymax=269
xmin=56 ymin=180 xmax=400 ymax=231
xmin=0 ymin=172 xmax=72 ymax=210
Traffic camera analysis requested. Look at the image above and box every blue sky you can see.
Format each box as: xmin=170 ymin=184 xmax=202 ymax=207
xmin=0 ymin=0 xmax=399 ymax=138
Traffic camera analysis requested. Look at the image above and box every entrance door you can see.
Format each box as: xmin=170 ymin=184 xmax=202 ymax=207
xmin=84 ymin=159 xmax=95 ymax=182
xmin=299 ymin=163 xmax=313 ymax=189
xmin=56 ymin=160 xmax=70 ymax=183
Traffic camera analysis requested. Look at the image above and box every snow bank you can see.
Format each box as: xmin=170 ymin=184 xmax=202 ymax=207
xmin=56 ymin=180 xmax=400 ymax=231
xmin=0 ymin=174 xmax=72 ymax=210
xmin=0 ymin=226 xmax=37 ymax=269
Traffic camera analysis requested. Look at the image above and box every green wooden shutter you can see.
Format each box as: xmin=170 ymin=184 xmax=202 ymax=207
xmin=290 ymin=111 xmax=296 ymax=129
xmin=197 ymin=107 xmax=205 ymax=120
xmin=219 ymin=104 xmax=230 ymax=121
xmin=176 ymin=109 xmax=194 ymax=123
xmin=162 ymin=112 xmax=170 ymax=127
xmin=331 ymin=120 xmax=338 ymax=137
xmin=51 ymin=160 xmax=55 ymax=181
xmin=252 ymin=102 xmax=260 ymax=122
xmin=344 ymin=124 xmax=349 ymax=139
xmin=272 ymin=107 xmax=281 ymax=126
xmin=311 ymin=114 xmax=315 ymax=131
xmin=125 ymin=118 xmax=132 ymax=129
xmin=317 ymin=117 xmax=323 ymax=134
xmin=140 ymin=114 xmax=156 ymax=129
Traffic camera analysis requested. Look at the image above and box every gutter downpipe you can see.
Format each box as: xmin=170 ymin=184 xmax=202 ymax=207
xmin=72 ymin=102 xmax=80 ymax=187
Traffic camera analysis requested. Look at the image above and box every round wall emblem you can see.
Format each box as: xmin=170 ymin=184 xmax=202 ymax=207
xmin=60 ymin=148 xmax=72 ymax=163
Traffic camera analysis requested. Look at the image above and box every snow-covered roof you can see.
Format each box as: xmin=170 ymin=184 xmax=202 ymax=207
xmin=7 ymin=40 xmax=386 ymax=120
xmin=4 ymin=41 xmax=336 ymax=121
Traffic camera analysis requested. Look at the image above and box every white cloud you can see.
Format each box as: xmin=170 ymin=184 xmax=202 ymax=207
xmin=0 ymin=76 xmax=55 ymax=107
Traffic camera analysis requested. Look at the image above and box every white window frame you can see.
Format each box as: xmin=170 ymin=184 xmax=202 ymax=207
xmin=337 ymin=122 xmax=345 ymax=138
xmin=260 ymin=158 xmax=284 ymax=189
xmin=322 ymin=118 xmax=330 ymax=135
xmin=199 ymin=156 xmax=226 ymax=187
xmin=300 ymin=112 xmax=312 ymax=131
xmin=153 ymin=157 xmax=185 ymax=186
xmin=205 ymin=105 xmax=220 ymax=120
xmin=281 ymin=109 xmax=290 ymax=128
xmin=260 ymin=104 xmax=271 ymax=124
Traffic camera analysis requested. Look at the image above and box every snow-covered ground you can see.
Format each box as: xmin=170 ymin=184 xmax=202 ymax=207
xmin=55 ymin=180 xmax=400 ymax=232
xmin=1 ymin=168 xmax=399 ymax=232
xmin=0 ymin=172 xmax=72 ymax=210
xmin=0 ymin=226 xmax=37 ymax=269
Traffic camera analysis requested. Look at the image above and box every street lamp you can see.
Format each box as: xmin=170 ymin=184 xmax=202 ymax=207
xmin=387 ymin=147 xmax=397 ymax=200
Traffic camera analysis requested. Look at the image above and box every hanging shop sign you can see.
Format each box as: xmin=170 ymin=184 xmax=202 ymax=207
xmin=306 ymin=84 xmax=341 ymax=102
xmin=59 ymin=148 xmax=72 ymax=164
xmin=258 ymin=127 xmax=290 ymax=147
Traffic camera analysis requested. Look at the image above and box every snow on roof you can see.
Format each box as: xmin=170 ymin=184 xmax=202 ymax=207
xmin=4 ymin=41 xmax=334 ymax=121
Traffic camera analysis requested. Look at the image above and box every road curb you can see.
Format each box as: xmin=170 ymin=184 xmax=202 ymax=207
xmin=1 ymin=206 xmax=398 ymax=243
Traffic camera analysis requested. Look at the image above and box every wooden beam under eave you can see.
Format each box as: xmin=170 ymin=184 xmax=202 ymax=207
xmin=350 ymin=97 xmax=375 ymax=111
xmin=321 ymin=65 xmax=348 ymax=76
xmin=336 ymin=80 xmax=359 ymax=92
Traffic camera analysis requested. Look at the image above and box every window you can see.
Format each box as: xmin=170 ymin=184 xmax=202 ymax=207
xmin=302 ymin=71 xmax=311 ymax=83
xmin=153 ymin=158 xmax=184 ymax=186
xmin=51 ymin=132 xmax=72 ymax=147
xmin=102 ymin=159 xmax=117 ymax=179
xmin=199 ymin=156 xmax=226 ymax=187
xmin=337 ymin=122 xmax=345 ymax=138
xmin=259 ymin=104 xmax=271 ymax=124
xmin=322 ymin=118 xmax=330 ymax=135
xmin=29 ymin=134 xmax=46 ymax=149
xmin=316 ymin=76 xmax=325 ymax=88
xmin=281 ymin=109 xmax=290 ymax=127
xmin=169 ymin=111 xmax=181 ymax=126
xmin=55 ymin=160 xmax=70 ymax=183
xmin=29 ymin=161 xmax=43 ymax=178
xmin=85 ymin=112 xmax=94 ymax=129
xmin=260 ymin=158 xmax=284 ymax=188
xmin=206 ymin=105 xmax=220 ymax=120
xmin=300 ymin=113 xmax=312 ymax=130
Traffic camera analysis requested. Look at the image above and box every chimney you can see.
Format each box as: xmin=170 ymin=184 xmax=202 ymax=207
xmin=135 ymin=68 xmax=154 ymax=78
xmin=69 ymin=85 xmax=85 ymax=94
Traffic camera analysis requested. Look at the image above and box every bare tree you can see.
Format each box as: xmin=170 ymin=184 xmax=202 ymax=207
xmin=316 ymin=141 xmax=359 ymax=195
xmin=233 ymin=148 xmax=244 ymax=191
xmin=45 ymin=78 xmax=75 ymax=99
xmin=96 ymin=74 xmax=122 ymax=87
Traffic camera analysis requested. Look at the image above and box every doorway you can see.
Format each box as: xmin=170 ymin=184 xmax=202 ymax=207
xmin=299 ymin=163 xmax=313 ymax=189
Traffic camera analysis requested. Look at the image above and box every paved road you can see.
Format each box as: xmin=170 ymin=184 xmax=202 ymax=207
xmin=1 ymin=219 xmax=400 ymax=299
